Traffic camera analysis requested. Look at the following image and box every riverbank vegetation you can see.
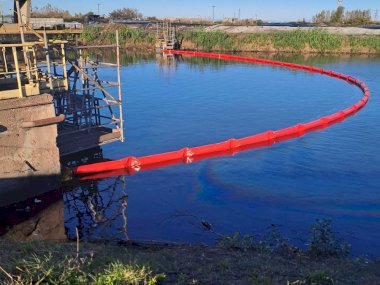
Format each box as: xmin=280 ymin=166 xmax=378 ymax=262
xmin=1 ymin=219 xmax=380 ymax=284
xmin=1 ymin=240 xmax=380 ymax=284
xmin=81 ymin=25 xmax=380 ymax=54
xmin=81 ymin=26 xmax=156 ymax=51
xmin=181 ymin=29 xmax=380 ymax=53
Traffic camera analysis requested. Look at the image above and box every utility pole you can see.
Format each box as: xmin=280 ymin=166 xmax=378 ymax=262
xmin=238 ymin=8 xmax=241 ymax=20
xmin=211 ymin=5 xmax=216 ymax=23
xmin=97 ymin=3 xmax=101 ymax=15
xmin=0 ymin=0 xmax=2 ymax=23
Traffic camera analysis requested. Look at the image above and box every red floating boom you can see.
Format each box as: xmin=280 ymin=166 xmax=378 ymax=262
xmin=73 ymin=51 xmax=370 ymax=178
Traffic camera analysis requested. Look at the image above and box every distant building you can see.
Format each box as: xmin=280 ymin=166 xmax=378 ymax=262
xmin=86 ymin=14 xmax=108 ymax=24
xmin=223 ymin=18 xmax=238 ymax=23
xmin=29 ymin=18 xmax=64 ymax=29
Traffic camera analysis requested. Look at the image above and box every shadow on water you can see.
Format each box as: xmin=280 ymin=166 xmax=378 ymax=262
xmin=0 ymin=176 xmax=130 ymax=243
xmin=0 ymin=175 xmax=61 ymax=208
xmin=62 ymin=148 xmax=129 ymax=243
xmin=0 ymin=147 xmax=130 ymax=243
xmin=0 ymin=189 xmax=65 ymax=240
xmin=63 ymin=175 xmax=129 ymax=242
xmin=88 ymin=50 xmax=156 ymax=66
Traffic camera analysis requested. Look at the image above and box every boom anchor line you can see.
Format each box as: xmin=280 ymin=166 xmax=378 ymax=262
xmin=72 ymin=51 xmax=370 ymax=180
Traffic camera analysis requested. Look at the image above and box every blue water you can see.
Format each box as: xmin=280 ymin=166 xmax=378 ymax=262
xmin=64 ymin=54 xmax=380 ymax=256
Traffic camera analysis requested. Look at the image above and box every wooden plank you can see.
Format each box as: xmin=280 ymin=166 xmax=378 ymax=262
xmin=22 ymin=114 xmax=65 ymax=128
xmin=57 ymin=127 xmax=121 ymax=156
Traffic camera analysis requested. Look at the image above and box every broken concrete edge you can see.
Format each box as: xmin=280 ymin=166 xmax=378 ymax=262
xmin=0 ymin=93 xmax=53 ymax=111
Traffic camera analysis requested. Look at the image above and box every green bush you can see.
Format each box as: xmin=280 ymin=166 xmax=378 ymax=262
xmin=308 ymin=219 xmax=351 ymax=257
xmin=256 ymin=230 xmax=290 ymax=253
xmin=218 ymin=232 xmax=254 ymax=251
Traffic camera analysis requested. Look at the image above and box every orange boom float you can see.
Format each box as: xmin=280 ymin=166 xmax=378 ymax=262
xmin=72 ymin=51 xmax=370 ymax=179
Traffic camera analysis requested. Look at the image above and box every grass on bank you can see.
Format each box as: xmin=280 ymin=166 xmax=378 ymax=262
xmin=1 ymin=239 xmax=379 ymax=285
xmin=1 ymin=219 xmax=380 ymax=284
xmin=81 ymin=26 xmax=155 ymax=47
xmin=182 ymin=28 xmax=380 ymax=53
xmin=180 ymin=29 xmax=234 ymax=52
xmin=0 ymin=253 xmax=164 ymax=285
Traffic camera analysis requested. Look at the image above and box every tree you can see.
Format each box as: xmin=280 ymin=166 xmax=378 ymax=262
xmin=109 ymin=8 xmax=143 ymax=20
xmin=313 ymin=7 xmax=372 ymax=25
xmin=330 ymin=6 xmax=345 ymax=23
xmin=312 ymin=10 xmax=331 ymax=23
xmin=31 ymin=3 xmax=71 ymax=19
xmin=345 ymin=9 xmax=372 ymax=24
xmin=147 ymin=16 xmax=158 ymax=21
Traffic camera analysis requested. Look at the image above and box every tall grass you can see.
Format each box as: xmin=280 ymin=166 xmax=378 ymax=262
xmin=241 ymin=33 xmax=270 ymax=46
xmin=243 ymin=29 xmax=344 ymax=52
xmin=348 ymin=35 xmax=380 ymax=52
xmin=81 ymin=26 xmax=155 ymax=46
xmin=306 ymin=29 xmax=343 ymax=52
xmin=180 ymin=29 xmax=234 ymax=51
xmin=272 ymin=29 xmax=309 ymax=50
xmin=118 ymin=27 xmax=155 ymax=45
xmin=182 ymin=28 xmax=379 ymax=53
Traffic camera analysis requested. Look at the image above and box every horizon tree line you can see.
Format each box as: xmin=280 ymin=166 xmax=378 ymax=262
xmin=313 ymin=6 xmax=373 ymax=25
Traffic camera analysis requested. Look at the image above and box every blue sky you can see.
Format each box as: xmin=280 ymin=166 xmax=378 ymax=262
xmin=2 ymin=0 xmax=379 ymax=22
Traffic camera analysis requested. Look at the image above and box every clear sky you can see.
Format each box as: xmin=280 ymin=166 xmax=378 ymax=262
xmin=1 ymin=0 xmax=379 ymax=22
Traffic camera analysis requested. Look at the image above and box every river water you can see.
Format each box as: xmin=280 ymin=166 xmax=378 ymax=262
xmin=3 ymin=52 xmax=380 ymax=256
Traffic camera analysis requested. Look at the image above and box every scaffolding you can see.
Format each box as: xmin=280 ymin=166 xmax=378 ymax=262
xmin=0 ymin=2 xmax=124 ymax=156
xmin=155 ymin=22 xmax=181 ymax=52
xmin=53 ymin=34 xmax=124 ymax=155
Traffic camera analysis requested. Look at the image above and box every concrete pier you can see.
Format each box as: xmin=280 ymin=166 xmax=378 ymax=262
xmin=0 ymin=94 xmax=61 ymax=207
